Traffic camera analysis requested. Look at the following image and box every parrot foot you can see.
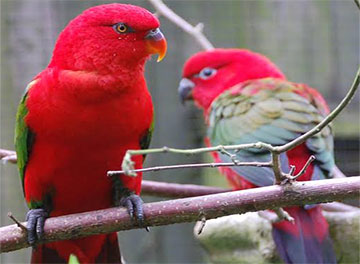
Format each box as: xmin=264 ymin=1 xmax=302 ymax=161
xmin=26 ymin=208 xmax=48 ymax=246
xmin=119 ymin=194 xmax=149 ymax=231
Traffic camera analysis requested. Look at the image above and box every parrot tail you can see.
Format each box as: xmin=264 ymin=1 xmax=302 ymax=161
xmin=272 ymin=206 xmax=336 ymax=264
xmin=31 ymin=233 xmax=122 ymax=263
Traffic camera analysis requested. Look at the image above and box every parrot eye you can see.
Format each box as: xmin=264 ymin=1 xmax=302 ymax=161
xmin=113 ymin=23 xmax=133 ymax=34
xmin=199 ymin=67 xmax=217 ymax=80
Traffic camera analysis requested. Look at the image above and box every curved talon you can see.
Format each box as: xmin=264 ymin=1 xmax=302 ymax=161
xmin=119 ymin=194 xmax=147 ymax=229
xmin=26 ymin=209 xmax=48 ymax=245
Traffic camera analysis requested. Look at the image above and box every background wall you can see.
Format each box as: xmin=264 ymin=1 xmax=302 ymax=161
xmin=0 ymin=0 xmax=358 ymax=263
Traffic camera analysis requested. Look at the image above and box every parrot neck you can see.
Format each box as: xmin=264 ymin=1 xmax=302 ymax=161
xmin=200 ymin=75 xmax=287 ymax=114
xmin=49 ymin=54 xmax=148 ymax=76
xmin=41 ymin=64 xmax=147 ymax=104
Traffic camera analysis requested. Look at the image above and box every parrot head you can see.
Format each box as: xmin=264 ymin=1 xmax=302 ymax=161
xmin=178 ymin=49 xmax=285 ymax=110
xmin=49 ymin=3 xmax=167 ymax=73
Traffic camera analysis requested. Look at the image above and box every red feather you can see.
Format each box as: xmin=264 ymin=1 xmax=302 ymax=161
xmin=20 ymin=3 xmax=166 ymax=262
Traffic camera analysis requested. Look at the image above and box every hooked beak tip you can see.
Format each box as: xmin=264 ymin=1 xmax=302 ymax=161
xmin=145 ymin=28 xmax=167 ymax=62
xmin=178 ymin=78 xmax=195 ymax=105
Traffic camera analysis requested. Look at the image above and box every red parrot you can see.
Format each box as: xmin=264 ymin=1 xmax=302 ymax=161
xmin=179 ymin=49 xmax=337 ymax=263
xmin=14 ymin=4 xmax=166 ymax=263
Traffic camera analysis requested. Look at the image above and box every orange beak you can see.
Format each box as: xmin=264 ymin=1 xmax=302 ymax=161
xmin=145 ymin=28 xmax=167 ymax=62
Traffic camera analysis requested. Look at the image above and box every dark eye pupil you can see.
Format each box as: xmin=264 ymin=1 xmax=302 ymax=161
xmin=113 ymin=23 xmax=128 ymax=33
xmin=203 ymin=68 xmax=213 ymax=76
xmin=199 ymin=67 xmax=217 ymax=79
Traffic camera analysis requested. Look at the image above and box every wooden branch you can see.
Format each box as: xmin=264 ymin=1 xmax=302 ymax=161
xmin=321 ymin=201 xmax=360 ymax=212
xmin=140 ymin=180 xmax=359 ymax=212
xmin=121 ymin=142 xmax=274 ymax=176
xmin=0 ymin=148 xmax=354 ymax=212
xmin=141 ymin=180 xmax=227 ymax=198
xmin=290 ymin=155 xmax=316 ymax=180
xmin=108 ymin=161 xmax=271 ymax=176
xmin=1 ymin=176 xmax=359 ymax=253
xmin=272 ymin=153 xmax=283 ymax=184
xmin=147 ymin=0 xmax=214 ymax=50
xmin=0 ymin=149 xmax=17 ymax=164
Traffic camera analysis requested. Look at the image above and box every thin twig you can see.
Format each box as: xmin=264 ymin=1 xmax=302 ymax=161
xmin=196 ymin=215 xmax=207 ymax=235
xmin=258 ymin=210 xmax=281 ymax=223
xmin=272 ymin=153 xmax=283 ymax=184
xmin=1 ymin=176 xmax=359 ymax=253
xmin=0 ymin=149 xmax=17 ymax=164
xmin=125 ymin=143 xmax=274 ymax=157
xmin=109 ymin=161 xmax=271 ymax=177
xmin=7 ymin=212 xmax=27 ymax=232
xmin=274 ymin=208 xmax=294 ymax=223
xmin=290 ymin=155 xmax=316 ymax=181
xmin=321 ymin=202 xmax=360 ymax=212
xmin=121 ymin=143 xmax=274 ymax=175
xmin=147 ymin=0 xmax=214 ymax=50
xmin=332 ymin=165 xmax=347 ymax=178
xmin=288 ymin=165 xmax=296 ymax=176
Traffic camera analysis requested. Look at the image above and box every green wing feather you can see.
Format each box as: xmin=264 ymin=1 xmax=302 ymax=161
xmin=208 ymin=78 xmax=334 ymax=185
xmin=15 ymin=80 xmax=37 ymax=194
xmin=140 ymin=112 xmax=155 ymax=161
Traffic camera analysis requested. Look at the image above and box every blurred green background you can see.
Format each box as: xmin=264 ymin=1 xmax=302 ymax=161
xmin=0 ymin=0 xmax=359 ymax=263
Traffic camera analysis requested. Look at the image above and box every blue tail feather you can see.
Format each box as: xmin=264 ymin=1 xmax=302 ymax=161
xmin=272 ymin=207 xmax=336 ymax=264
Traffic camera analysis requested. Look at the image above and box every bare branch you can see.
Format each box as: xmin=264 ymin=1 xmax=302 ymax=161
xmin=0 ymin=148 xmax=354 ymax=213
xmin=332 ymin=165 xmax=347 ymax=178
xmin=141 ymin=180 xmax=360 ymax=211
xmin=195 ymin=215 xmax=207 ymax=235
xmin=0 ymin=149 xmax=17 ymax=164
xmin=1 ymin=176 xmax=359 ymax=253
xmin=274 ymin=208 xmax=294 ymax=223
xmin=321 ymin=202 xmax=360 ymax=212
xmin=280 ymin=155 xmax=316 ymax=185
xmin=258 ymin=210 xmax=282 ymax=223
xmin=272 ymin=153 xmax=283 ymax=184
xmin=109 ymin=161 xmax=271 ymax=177
xmin=121 ymin=142 xmax=274 ymax=175
xmin=140 ymin=180 xmax=360 ymax=214
xmin=141 ymin=180 xmax=228 ymax=198
xmin=147 ymin=0 xmax=214 ymax=50
xmin=7 ymin=212 xmax=27 ymax=232
xmin=289 ymin=155 xmax=316 ymax=181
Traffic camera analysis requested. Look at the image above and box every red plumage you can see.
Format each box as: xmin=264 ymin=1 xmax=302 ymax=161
xmin=16 ymin=3 xmax=166 ymax=263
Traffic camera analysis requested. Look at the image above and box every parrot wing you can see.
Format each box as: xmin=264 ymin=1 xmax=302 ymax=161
xmin=140 ymin=114 xmax=154 ymax=161
xmin=15 ymin=80 xmax=38 ymax=197
xmin=208 ymin=78 xmax=334 ymax=187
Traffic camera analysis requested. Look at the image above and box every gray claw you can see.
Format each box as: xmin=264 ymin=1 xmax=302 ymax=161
xmin=119 ymin=194 xmax=147 ymax=229
xmin=26 ymin=209 xmax=48 ymax=245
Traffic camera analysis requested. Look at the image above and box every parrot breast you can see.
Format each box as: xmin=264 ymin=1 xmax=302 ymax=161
xmin=24 ymin=67 xmax=153 ymax=215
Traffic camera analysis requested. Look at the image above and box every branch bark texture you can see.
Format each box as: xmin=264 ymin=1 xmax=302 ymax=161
xmin=140 ymin=180 xmax=359 ymax=213
xmin=1 ymin=177 xmax=359 ymax=253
